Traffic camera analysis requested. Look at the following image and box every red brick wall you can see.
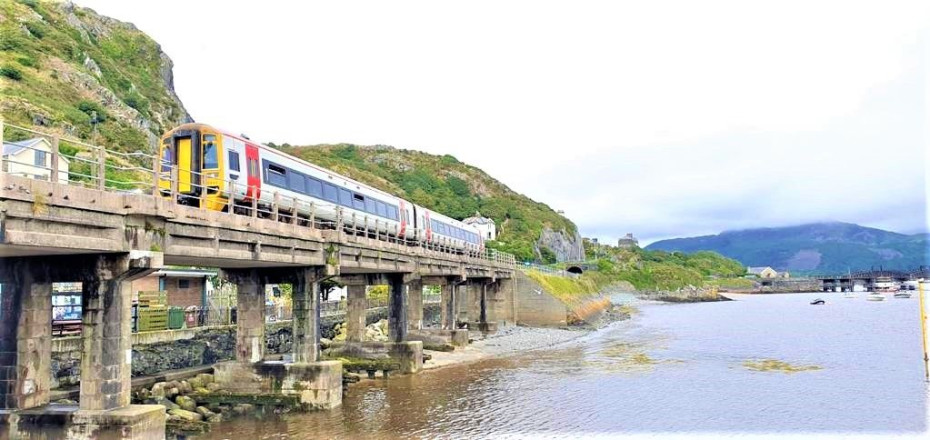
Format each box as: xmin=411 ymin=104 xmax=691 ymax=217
xmin=131 ymin=275 xmax=160 ymax=302
xmin=129 ymin=275 xmax=204 ymax=307
xmin=167 ymin=277 xmax=204 ymax=308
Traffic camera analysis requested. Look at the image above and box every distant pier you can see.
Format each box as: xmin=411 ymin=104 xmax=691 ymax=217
xmin=817 ymin=268 xmax=929 ymax=292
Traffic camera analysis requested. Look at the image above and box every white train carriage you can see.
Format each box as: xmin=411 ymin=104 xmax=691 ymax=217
xmin=158 ymin=123 xmax=484 ymax=254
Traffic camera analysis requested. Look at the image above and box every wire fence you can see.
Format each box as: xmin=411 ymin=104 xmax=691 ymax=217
xmin=1 ymin=120 xmax=516 ymax=267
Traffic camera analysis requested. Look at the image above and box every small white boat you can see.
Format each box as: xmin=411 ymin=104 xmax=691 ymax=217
xmin=893 ymin=292 xmax=911 ymax=299
xmin=867 ymin=293 xmax=885 ymax=301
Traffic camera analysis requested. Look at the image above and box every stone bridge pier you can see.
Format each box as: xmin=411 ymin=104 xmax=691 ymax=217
xmin=212 ymin=266 xmax=342 ymax=410
xmin=456 ymin=278 xmax=516 ymax=334
xmin=405 ymin=277 xmax=469 ymax=348
xmin=329 ymin=274 xmax=424 ymax=374
xmin=0 ymin=252 xmax=166 ymax=440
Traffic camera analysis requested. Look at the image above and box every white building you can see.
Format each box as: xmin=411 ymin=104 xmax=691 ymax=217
xmin=463 ymin=211 xmax=496 ymax=241
xmin=2 ymin=138 xmax=69 ymax=182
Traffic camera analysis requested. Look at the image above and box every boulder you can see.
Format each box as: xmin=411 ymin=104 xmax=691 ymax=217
xmin=207 ymin=414 xmax=223 ymax=423
xmin=168 ymin=408 xmax=203 ymax=422
xmin=175 ymin=395 xmax=197 ymax=412
xmin=150 ymin=382 xmax=167 ymax=398
xmin=153 ymin=397 xmax=179 ymax=411
xmin=166 ymin=387 xmax=180 ymax=399
xmin=206 ymin=382 xmax=222 ymax=392
xmin=178 ymin=380 xmax=193 ymax=395
xmin=196 ymin=406 xmax=214 ymax=418
xmin=187 ymin=377 xmax=203 ymax=390
xmin=196 ymin=373 xmax=214 ymax=385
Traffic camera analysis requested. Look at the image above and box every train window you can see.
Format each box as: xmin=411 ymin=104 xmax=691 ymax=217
xmin=203 ymin=135 xmax=218 ymax=169
xmin=338 ymin=188 xmax=352 ymax=207
xmin=376 ymin=201 xmax=387 ymax=218
xmin=289 ymin=171 xmax=305 ymax=193
xmin=160 ymin=147 xmax=172 ymax=172
xmin=266 ymin=161 xmax=287 ymax=187
xmin=385 ymin=206 xmax=395 ymax=220
xmin=352 ymin=193 xmax=365 ymax=211
xmin=306 ymin=177 xmax=323 ymax=198
xmin=228 ymin=151 xmax=240 ymax=172
xmin=322 ymin=182 xmax=338 ymax=202
xmin=365 ymin=198 xmax=376 ymax=214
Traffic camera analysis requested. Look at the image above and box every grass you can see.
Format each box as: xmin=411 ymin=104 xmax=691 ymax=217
xmin=742 ymin=359 xmax=822 ymax=374
xmin=1 ymin=0 xmax=186 ymax=155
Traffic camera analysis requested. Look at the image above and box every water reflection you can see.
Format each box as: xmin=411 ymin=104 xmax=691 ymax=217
xmin=197 ymin=293 xmax=928 ymax=438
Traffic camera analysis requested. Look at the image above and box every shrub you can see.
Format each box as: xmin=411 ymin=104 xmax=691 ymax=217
xmin=17 ymin=55 xmax=37 ymax=68
xmin=77 ymin=100 xmax=107 ymax=122
xmin=1 ymin=66 xmax=23 ymax=80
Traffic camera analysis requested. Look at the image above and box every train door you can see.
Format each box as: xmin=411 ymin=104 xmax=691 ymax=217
xmin=177 ymin=137 xmax=193 ymax=193
xmin=424 ymin=211 xmax=432 ymax=242
xmin=399 ymin=200 xmax=407 ymax=238
xmin=245 ymin=144 xmax=261 ymax=201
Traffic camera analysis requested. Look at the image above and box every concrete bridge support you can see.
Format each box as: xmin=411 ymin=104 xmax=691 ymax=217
xmin=328 ymin=274 xmax=423 ymax=373
xmin=406 ymin=279 xmax=423 ymax=331
xmin=388 ymin=274 xmax=409 ymax=343
xmin=345 ymin=284 xmax=368 ymax=343
xmin=0 ymin=253 xmax=166 ymax=440
xmin=213 ymin=266 xmax=341 ymax=411
xmin=0 ymin=259 xmax=53 ymax=411
xmin=484 ymin=278 xmax=515 ymax=327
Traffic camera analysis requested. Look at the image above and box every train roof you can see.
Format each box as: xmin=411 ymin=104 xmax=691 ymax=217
xmin=164 ymin=123 xmax=479 ymax=231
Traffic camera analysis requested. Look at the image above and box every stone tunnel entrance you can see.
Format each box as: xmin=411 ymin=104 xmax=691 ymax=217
xmin=566 ymin=266 xmax=584 ymax=274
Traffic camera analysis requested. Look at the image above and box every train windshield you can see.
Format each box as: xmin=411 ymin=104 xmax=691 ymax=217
xmin=203 ymin=135 xmax=218 ymax=169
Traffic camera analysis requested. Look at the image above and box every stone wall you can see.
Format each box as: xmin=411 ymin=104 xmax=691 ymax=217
xmin=513 ymin=271 xmax=568 ymax=327
xmin=50 ymin=308 xmax=390 ymax=388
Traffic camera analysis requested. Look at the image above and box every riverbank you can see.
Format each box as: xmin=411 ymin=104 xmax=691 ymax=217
xmin=635 ymin=287 xmax=732 ymax=303
xmin=419 ymin=302 xmax=633 ymax=371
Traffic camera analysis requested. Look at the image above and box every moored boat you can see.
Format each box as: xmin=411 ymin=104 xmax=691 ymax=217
xmin=893 ymin=292 xmax=911 ymax=299
xmin=867 ymin=293 xmax=885 ymax=301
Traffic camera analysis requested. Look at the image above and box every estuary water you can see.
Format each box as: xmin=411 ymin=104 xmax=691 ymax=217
xmin=198 ymin=292 xmax=929 ymax=438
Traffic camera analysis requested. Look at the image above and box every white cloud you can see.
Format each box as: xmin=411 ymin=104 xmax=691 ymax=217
xmin=77 ymin=0 xmax=930 ymax=243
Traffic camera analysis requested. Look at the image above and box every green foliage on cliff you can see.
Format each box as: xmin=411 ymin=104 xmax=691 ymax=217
xmin=583 ymin=239 xmax=746 ymax=291
xmin=275 ymin=143 xmax=578 ymax=262
xmin=1 ymin=0 xmax=189 ymax=151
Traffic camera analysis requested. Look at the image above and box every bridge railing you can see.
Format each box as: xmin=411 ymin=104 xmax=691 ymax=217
xmin=1 ymin=120 xmax=516 ymax=268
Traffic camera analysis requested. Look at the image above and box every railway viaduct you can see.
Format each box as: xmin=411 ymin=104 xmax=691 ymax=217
xmin=0 ymin=125 xmax=516 ymax=438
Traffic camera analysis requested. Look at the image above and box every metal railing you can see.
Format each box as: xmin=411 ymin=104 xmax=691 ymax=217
xmin=520 ymin=262 xmax=580 ymax=278
xmin=1 ymin=120 xmax=516 ymax=268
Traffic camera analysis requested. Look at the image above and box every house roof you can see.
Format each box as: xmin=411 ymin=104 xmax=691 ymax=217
xmin=2 ymin=137 xmax=69 ymax=163
xmin=747 ymin=266 xmax=774 ymax=275
xmin=2 ymin=138 xmax=45 ymax=156
xmin=463 ymin=211 xmax=495 ymax=225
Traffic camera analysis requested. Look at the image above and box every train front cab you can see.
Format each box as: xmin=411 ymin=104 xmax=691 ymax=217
xmin=158 ymin=124 xmax=227 ymax=210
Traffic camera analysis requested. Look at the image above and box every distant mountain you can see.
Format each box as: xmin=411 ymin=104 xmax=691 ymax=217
xmin=645 ymin=222 xmax=929 ymax=273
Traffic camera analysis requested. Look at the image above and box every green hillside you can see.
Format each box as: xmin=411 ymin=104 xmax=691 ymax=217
xmin=0 ymin=1 xmax=580 ymax=263
xmin=274 ymin=143 xmax=578 ymax=262
xmin=583 ymin=239 xmax=747 ymax=290
xmin=646 ymin=222 xmax=929 ymax=273
xmin=1 ymin=0 xmax=190 ymax=150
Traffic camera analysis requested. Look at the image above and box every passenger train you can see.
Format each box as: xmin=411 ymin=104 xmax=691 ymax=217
xmin=157 ymin=123 xmax=484 ymax=253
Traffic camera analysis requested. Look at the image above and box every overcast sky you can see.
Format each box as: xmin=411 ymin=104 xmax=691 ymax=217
xmin=78 ymin=0 xmax=929 ymax=245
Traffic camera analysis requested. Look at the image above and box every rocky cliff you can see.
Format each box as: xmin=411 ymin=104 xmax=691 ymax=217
xmin=1 ymin=0 xmax=191 ymax=151
xmin=536 ymin=227 xmax=585 ymax=262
